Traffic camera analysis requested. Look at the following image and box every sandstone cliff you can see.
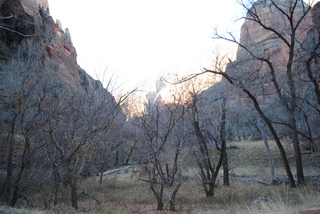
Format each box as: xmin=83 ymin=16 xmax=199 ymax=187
xmin=0 ymin=0 xmax=103 ymax=92
xmin=199 ymin=0 xmax=320 ymax=142
xmin=225 ymin=0 xmax=320 ymax=106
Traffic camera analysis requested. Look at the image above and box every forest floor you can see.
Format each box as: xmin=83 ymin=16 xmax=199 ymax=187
xmin=1 ymin=140 xmax=320 ymax=213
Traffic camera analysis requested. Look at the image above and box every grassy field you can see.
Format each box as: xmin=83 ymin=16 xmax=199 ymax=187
xmin=1 ymin=140 xmax=319 ymax=213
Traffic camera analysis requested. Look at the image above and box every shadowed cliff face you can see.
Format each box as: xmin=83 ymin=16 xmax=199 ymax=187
xmin=0 ymin=0 xmax=103 ymax=92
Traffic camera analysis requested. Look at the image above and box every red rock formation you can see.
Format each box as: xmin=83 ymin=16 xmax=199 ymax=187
xmin=236 ymin=0 xmax=314 ymax=70
xmin=227 ymin=0 xmax=319 ymax=106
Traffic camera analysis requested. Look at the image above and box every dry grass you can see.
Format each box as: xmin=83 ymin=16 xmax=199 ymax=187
xmin=2 ymin=140 xmax=320 ymax=213
xmin=229 ymin=140 xmax=320 ymax=179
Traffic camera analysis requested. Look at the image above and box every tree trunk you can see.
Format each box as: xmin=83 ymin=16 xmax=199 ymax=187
xmin=115 ymin=149 xmax=119 ymax=167
xmin=125 ymin=141 xmax=137 ymax=165
xmin=290 ymin=119 xmax=304 ymax=185
xmin=10 ymin=181 xmax=19 ymax=207
xmin=223 ymin=149 xmax=230 ymax=186
xmin=165 ymin=162 xmax=173 ymax=186
xmin=169 ymin=182 xmax=182 ymax=211
xmin=221 ymin=97 xmax=229 ymax=186
xmin=5 ymin=113 xmax=17 ymax=203
xmin=206 ymin=183 xmax=215 ymax=197
xmin=286 ymin=36 xmax=304 ymax=184
xmin=245 ymin=88 xmax=296 ymax=187
xmin=157 ymin=201 xmax=164 ymax=211
xmin=260 ymin=123 xmax=277 ymax=182
xmin=99 ymin=169 xmax=104 ymax=185
xmin=53 ymin=163 xmax=60 ymax=206
xmin=67 ymin=163 xmax=78 ymax=209
xmin=70 ymin=183 xmax=77 ymax=210
xmin=150 ymin=183 xmax=164 ymax=211
xmin=10 ymin=138 xmax=30 ymax=207
xmin=53 ymin=186 xmax=59 ymax=206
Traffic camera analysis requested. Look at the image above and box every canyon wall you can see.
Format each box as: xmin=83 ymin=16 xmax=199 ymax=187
xmin=0 ymin=0 xmax=102 ymax=92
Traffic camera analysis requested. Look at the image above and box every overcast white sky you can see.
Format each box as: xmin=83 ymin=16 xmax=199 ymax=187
xmin=48 ymin=0 xmax=244 ymax=92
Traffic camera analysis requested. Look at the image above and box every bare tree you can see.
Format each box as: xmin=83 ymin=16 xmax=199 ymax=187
xmin=187 ymin=84 xmax=228 ymax=196
xmin=40 ymin=84 xmax=124 ymax=209
xmin=135 ymin=97 xmax=185 ymax=211
xmin=198 ymin=67 xmax=296 ymax=187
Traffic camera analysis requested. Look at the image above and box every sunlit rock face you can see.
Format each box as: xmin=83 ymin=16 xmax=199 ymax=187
xmin=237 ymin=0 xmax=313 ymax=66
xmin=21 ymin=0 xmax=49 ymax=25
xmin=0 ymin=0 xmax=103 ymax=92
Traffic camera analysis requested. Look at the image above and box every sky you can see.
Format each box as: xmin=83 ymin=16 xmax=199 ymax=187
xmin=48 ymin=0 xmax=245 ymax=92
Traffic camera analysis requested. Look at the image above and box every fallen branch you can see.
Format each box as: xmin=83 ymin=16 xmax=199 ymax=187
xmin=257 ymin=181 xmax=272 ymax=186
xmin=99 ymin=165 xmax=132 ymax=176
xmin=81 ymin=191 xmax=101 ymax=206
